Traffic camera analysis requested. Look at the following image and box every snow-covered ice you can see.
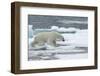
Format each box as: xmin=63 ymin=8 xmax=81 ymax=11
xmin=28 ymin=26 xmax=88 ymax=61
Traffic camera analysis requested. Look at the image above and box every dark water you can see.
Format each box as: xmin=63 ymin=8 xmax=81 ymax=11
xmin=28 ymin=15 xmax=88 ymax=29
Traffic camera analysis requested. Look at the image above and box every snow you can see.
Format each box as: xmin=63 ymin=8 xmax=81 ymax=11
xmin=51 ymin=26 xmax=59 ymax=30
xmin=28 ymin=25 xmax=34 ymax=38
xmin=61 ymin=30 xmax=88 ymax=47
xmin=51 ymin=26 xmax=80 ymax=32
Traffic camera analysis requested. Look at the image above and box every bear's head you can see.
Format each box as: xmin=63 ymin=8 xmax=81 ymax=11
xmin=57 ymin=35 xmax=65 ymax=41
xmin=55 ymin=32 xmax=65 ymax=42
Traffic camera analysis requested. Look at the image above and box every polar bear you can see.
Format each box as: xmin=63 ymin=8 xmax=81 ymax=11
xmin=31 ymin=31 xmax=65 ymax=47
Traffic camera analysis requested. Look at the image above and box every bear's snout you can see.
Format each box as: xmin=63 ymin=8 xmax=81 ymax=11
xmin=62 ymin=38 xmax=65 ymax=41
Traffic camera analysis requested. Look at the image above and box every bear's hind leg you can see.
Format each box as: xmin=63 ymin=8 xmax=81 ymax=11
xmin=37 ymin=41 xmax=45 ymax=46
xmin=31 ymin=40 xmax=37 ymax=47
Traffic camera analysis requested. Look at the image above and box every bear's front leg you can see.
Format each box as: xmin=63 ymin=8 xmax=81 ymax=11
xmin=47 ymin=40 xmax=57 ymax=47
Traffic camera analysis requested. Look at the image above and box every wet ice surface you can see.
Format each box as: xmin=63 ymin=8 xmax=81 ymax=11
xmin=28 ymin=46 xmax=88 ymax=60
xmin=28 ymin=29 xmax=88 ymax=61
xmin=28 ymin=47 xmax=88 ymax=60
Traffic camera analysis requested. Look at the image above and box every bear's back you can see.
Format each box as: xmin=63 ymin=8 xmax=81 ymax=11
xmin=34 ymin=31 xmax=59 ymax=40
